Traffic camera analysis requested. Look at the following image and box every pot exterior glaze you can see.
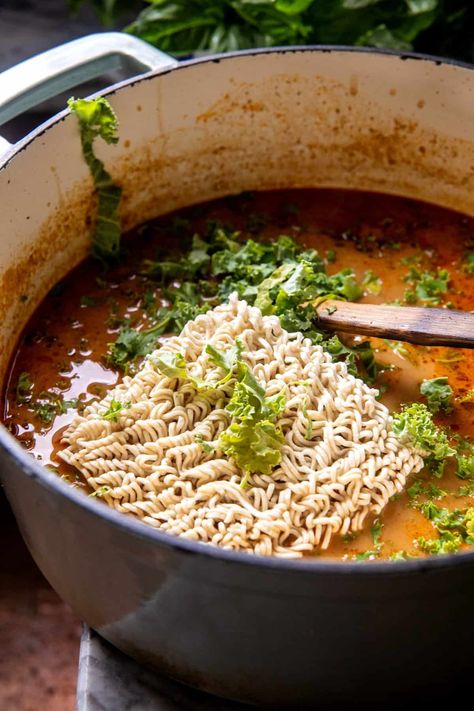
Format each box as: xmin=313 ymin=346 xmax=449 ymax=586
xmin=1 ymin=42 xmax=474 ymax=708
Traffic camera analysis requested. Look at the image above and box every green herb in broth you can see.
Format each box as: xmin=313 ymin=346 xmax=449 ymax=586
xmin=107 ymin=320 xmax=168 ymax=372
xmin=463 ymin=253 xmax=474 ymax=275
xmin=392 ymin=403 xmax=455 ymax=477
xmin=362 ymin=270 xmax=382 ymax=295
xmin=383 ymin=339 xmax=419 ymax=364
xmin=355 ymin=550 xmax=380 ymax=561
xmin=416 ymin=503 xmax=474 ymax=555
xmin=407 ymin=479 xmax=446 ymax=503
xmin=420 ymin=376 xmax=453 ymax=414
xmin=32 ymin=391 xmax=78 ymax=424
xmin=458 ymin=481 xmax=474 ymax=497
xmin=353 ymin=518 xmax=385 ymax=561
xmin=107 ymin=223 xmax=384 ymax=384
xmin=80 ymin=295 xmax=97 ymax=307
xmin=371 ymin=518 xmax=384 ymax=548
xmin=402 ymin=266 xmax=450 ymax=305
xmin=457 ymin=455 xmax=474 ymax=480
xmin=15 ymin=371 xmax=32 ymax=404
xmin=400 ymin=252 xmax=424 ymax=266
xmin=8 ymin=171 xmax=474 ymax=560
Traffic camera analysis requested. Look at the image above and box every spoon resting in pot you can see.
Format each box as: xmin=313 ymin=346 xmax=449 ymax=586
xmin=315 ymin=300 xmax=474 ymax=348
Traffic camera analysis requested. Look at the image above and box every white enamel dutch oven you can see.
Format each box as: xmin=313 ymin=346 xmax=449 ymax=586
xmin=0 ymin=34 xmax=474 ymax=708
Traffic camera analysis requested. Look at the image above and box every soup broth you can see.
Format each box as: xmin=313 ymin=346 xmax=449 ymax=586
xmin=3 ymin=189 xmax=474 ymax=560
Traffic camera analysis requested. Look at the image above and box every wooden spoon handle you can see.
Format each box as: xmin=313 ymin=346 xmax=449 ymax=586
xmin=315 ymin=300 xmax=474 ymax=348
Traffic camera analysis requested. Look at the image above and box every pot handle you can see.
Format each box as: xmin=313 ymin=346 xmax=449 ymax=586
xmin=0 ymin=32 xmax=178 ymax=158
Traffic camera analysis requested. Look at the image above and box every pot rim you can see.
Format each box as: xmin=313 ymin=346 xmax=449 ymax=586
xmin=2 ymin=43 xmax=473 ymax=170
xmin=1 ymin=43 xmax=474 ymax=576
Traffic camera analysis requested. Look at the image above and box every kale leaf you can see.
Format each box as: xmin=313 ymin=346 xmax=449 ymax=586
xmin=416 ymin=502 xmax=474 ymax=555
xmin=16 ymin=371 xmax=33 ymax=404
xmin=68 ymin=97 xmax=122 ymax=262
xmin=101 ymin=399 xmax=131 ymax=421
xmin=457 ymin=455 xmax=474 ymax=480
xmin=402 ymin=266 xmax=450 ymax=305
xmin=108 ymin=222 xmax=381 ymax=383
xmin=420 ymin=376 xmax=453 ymax=414
xmin=219 ymin=359 xmax=286 ymax=484
xmin=392 ymin=402 xmax=455 ymax=476
xmin=107 ymin=321 xmax=166 ymax=371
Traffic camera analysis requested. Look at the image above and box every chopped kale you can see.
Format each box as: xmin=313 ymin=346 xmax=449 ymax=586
xmin=457 ymin=455 xmax=474 ymax=480
xmin=371 ymin=518 xmax=383 ymax=547
xmin=384 ymin=339 xmax=412 ymax=360
xmin=392 ymin=403 xmax=455 ymax=477
xmin=107 ymin=225 xmax=381 ymax=383
xmin=142 ymin=289 xmax=157 ymax=314
xmin=195 ymin=434 xmax=215 ymax=453
xmin=463 ymin=253 xmax=474 ymax=275
xmin=402 ymin=266 xmax=450 ymax=305
xmin=89 ymin=485 xmax=111 ymax=498
xmin=220 ymin=360 xmax=286 ymax=485
xmin=80 ymin=295 xmax=97 ymax=307
xmin=400 ymin=253 xmax=423 ymax=266
xmin=416 ymin=502 xmax=474 ymax=555
xmin=355 ymin=550 xmax=380 ymax=561
xmin=187 ymin=340 xmax=287 ymax=484
xmin=101 ymin=399 xmax=131 ymax=422
xmin=32 ymin=391 xmax=77 ymax=424
xmin=33 ymin=401 xmax=56 ymax=424
xmin=107 ymin=321 xmax=165 ymax=371
xmin=140 ymin=259 xmax=186 ymax=281
xmin=362 ymin=270 xmax=382 ymax=295
xmin=68 ymin=97 xmax=122 ymax=262
xmin=206 ymin=340 xmax=243 ymax=386
xmin=390 ymin=551 xmax=414 ymax=561
xmin=16 ymin=372 xmax=32 ymax=404
xmin=458 ymin=481 xmax=474 ymax=497
xmin=152 ymin=351 xmax=210 ymax=391
xmin=417 ymin=533 xmax=462 ymax=555
xmin=420 ymin=376 xmax=453 ymax=414
xmin=407 ymin=479 xmax=446 ymax=503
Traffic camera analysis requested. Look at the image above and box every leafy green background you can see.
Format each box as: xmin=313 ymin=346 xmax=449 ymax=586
xmin=69 ymin=1 xmax=473 ymax=62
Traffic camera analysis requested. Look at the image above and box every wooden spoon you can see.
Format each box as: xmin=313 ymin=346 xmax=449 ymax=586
xmin=314 ymin=300 xmax=474 ymax=348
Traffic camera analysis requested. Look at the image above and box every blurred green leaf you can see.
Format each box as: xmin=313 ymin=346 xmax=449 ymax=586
xmin=69 ymin=1 xmax=474 ymax=65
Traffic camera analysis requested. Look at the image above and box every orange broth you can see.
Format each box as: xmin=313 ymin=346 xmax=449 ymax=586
xmin=3 ymin=189 xmax=474 ymax=560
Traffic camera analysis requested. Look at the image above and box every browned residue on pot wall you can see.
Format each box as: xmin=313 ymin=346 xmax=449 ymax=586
xmin=0 ymin=57 xmax=473 ymax=383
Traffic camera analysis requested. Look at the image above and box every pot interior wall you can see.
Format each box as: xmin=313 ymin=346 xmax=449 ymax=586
xmin=0 ymin=49 xmax=473 ymax=384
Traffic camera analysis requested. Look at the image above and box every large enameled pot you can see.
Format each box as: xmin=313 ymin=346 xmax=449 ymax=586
xmin=0 ymin=34 xmax=473 ymax=708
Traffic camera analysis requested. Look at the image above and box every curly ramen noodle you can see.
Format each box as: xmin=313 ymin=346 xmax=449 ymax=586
xmin=59 ymin=294 xmax=423 ymax=557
